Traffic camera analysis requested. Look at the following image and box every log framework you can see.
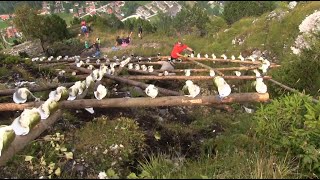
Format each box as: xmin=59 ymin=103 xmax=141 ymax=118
xmin=0 ymin=54 xmax=288 ymax=166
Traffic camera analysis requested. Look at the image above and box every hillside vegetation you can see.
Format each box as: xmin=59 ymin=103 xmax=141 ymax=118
xmin=0 ymin=1 xmax=320 ymax=179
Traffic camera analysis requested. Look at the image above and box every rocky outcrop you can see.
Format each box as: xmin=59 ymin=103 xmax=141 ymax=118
xmin=1 ymin=39 xmax=44 ymax=57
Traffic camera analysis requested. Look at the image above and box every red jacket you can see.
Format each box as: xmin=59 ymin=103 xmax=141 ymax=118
xmin=170 ymin=43 xmax=188 ymax=58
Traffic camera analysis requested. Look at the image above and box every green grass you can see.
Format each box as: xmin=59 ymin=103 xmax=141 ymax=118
xmin=0 ymin=20 xmax=9 ymax=30
xmin=56 ymin=12 xmax=74 ymax=26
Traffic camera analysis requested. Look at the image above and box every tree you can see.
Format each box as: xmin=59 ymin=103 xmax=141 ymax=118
xmin=13 ymin=3 xmax=41 ymax=41
xmin=13 ymin=4 xmax=70 ymax=54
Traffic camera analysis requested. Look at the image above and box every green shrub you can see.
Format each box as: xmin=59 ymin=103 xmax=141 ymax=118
xmin=73 ymin=116 xmax=146 ymax=178
xmin=223 ymin=1 xmax=276 ymax=24
xmin=47 ymin=38 xmax=83 ymax=56
xmin=254 ymin=93 xmax=320 ymax=176
xmin=271 ymin=37 xmax=320 ymax=97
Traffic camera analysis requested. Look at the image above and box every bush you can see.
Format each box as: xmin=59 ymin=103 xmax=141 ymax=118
xmin=47 ymin=38 xmax=83 ymax=57
xmin=73 ymin=116 xmax=146 ymax=178
xmin=271 ymin=36 xmax=320 ymax=97
xmin=0 ymin=53 xmax=23 ymax=65
xmin=254 ymin=93 xmax=320 ymax=176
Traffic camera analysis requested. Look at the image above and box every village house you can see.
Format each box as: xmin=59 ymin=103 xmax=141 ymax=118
xmin=153 ymin=1 xmax=167 ymax=13
xmin=164 ymin=1 xmax=174 ymax=8
xmin=145 ymin=4 xmax=153 ymax=10
xmin=150 ymin=7 xmax=158 ymax=14
xmin=0 ymin=14 xmax=10 ymax=21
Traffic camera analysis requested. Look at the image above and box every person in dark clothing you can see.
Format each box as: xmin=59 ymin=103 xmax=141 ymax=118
xmin=115 ymin=36 xmax=123 ymax=46
xmin=90 ymin=42 xmax=100 ymax=57
xmin=138 ymin=26 xmax=142 ymax=39
xmin=87 ymin=25 xmax=92 ymax=33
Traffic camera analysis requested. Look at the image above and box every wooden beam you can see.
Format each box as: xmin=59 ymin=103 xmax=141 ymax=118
xmin=159 ymin=56 xmax=268 ymax=65
xmin=0 ymin=82 xmax=75 ymax=96
xmin=119 ymin=75 xmax=272 ymax=81
xmin=187 ymin=59 xmax=224 ymax=76
xmin=0 ymin=110 xmax=63 ymax=166
xmin=37 ymin=62 xmax=69 ymax=68
xmin=154 ymin=65 xmax=280 ymax=73
xmin=155 ymin=66 xmax=259 ymax=73
xmin=127 ymin=69 xmax=162 ymax=76
xmin=70 ymin=66 xmax=182 ymax=96
xmin=58 ymin=93 xmax=269 ymax=109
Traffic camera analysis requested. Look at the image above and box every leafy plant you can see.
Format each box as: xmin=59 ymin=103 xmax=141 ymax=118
xmin=254 ymin=93 xmax=320 ymax=176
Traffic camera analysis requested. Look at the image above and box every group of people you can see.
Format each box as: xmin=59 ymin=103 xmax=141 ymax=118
xmin=113 ymin=26 xmax=143 ymax=50
xmin=80 ymin=21 xmax=194 ymax=60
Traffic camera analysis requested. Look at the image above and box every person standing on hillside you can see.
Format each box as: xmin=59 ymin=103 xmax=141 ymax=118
xmin=170 ymin=40 xmax=194 ymax=61
xmin=138 ymin=25 xmax=143 ymax=39
xmin=90 ymin=42 xmax=101 ymax=57
xmin=96 ymin=38 xmax=101 ymax=46
xmin=85 ymin=41 xmax=89 ymax=49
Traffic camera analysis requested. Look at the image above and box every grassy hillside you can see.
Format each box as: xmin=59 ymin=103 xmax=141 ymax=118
xmin=84 ymin=1 xmax=320 ymax=62
xmin=0 ymin=20 xmax=9 ymax=30
xmin=56 ymin=12 xmax=74 ymax=26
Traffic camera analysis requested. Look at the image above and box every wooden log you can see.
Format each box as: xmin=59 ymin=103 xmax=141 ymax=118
xmin=153 ymin=65 xmax=280 ymax=73
xmin=58 ymin=93 xmax=269 ymax=109
xmin=119 ymin=75 xmax=272 ymax=81
xmin=70 ymin=66 xmax=181 ymax=96
xmin=0 ymin=101 xmax=42 ymax=111
xmin=155 ymin=66 xmax=260 ymax=73
xmin=127 ymin=69 xmax=162 ymax=76
xmin=0 ymin=109 xmax=63 ymax=166
xmin=68 ymin=66 xmax=235 ymax=112
xmin=0 ymin=82 xmax=75 ymax=96
xmin=159 ymin=56 xmax=266 ymax=65
xmin=268 ymin=79 xmax=319 ymax=103
xmin=187 ymin=59 xmax=224 ymax=76
xmin=37 ymin=62 xmax=69 ymax=68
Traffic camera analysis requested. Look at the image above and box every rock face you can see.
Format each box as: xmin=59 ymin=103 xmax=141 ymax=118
xmin=1 ymin=39 xmax=44 ymax=57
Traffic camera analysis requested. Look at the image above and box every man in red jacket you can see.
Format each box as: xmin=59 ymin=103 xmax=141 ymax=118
xmin=170 ymin=41 xmax=194 ymax=61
